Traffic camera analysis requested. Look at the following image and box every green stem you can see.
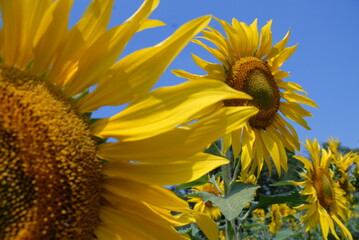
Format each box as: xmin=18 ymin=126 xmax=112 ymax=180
xmin=230 ymin=159 xmax=241 ymax=188
xmin=221 ymin=143 xmax=238 ymax=240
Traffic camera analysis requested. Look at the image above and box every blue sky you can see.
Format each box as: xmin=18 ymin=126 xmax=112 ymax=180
xmin=72 ymin=0 xmax=359 ymax=149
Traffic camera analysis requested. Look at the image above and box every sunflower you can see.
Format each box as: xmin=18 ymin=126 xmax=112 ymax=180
xmin=252 ymin=208 xmax=265 ymax=223
xmin=0 ymin=1 xmax=260 ymax=239
xmin=268 ymin=203 xmax=296 ymax=234
xmin=327 ymin=137 xmax=358 ymax=206
xmin=294 ymin=139 xmax=352 ymax=240
xmin=173 ymin=18 xmax=318 ymax=176
xmin=187 ymin=177 xmax=224 ymax=220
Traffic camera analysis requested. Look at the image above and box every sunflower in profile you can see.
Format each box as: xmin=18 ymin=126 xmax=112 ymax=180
xmin=187 ymin=177 xmax=224 ymax=220
xmin=0 ymin=1 xmax=260 ymax=239
xmin=294 ymin=139 xmax=352 ymax=240
xmin=327 ymin=137 xmax=358 ymax=203
xmin=173 ymin=18 xmax=317 ymax=176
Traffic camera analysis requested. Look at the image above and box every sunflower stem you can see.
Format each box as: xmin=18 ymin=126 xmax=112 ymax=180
xmin=221 ymin=143 xmax=238 ymax=240
xmin=230 ymin=159 xmax=241 ymax=187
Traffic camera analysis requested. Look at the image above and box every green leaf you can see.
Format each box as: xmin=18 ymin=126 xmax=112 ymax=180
xmin=274 ymin=229 xmax=295 ymax=240
xmin=196 ymin=182 xmax=260 ymax=221
xmin=251 ymin=190 xmax=309 ymax=211
xmin=269 ymin=180 xmax=296 ymax=187
xmin=176 ymin=175 xmax=209 ymax=190
xmin=208 ymin=176 xmax=223 ymax=195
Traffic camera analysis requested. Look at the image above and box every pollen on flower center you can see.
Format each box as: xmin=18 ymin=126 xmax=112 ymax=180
xmin=225 ymin=57 xmax=280 ymax=129
xmin=313 ymin=168 xmax=335 ymax=211
xmin=0 ymin=65 xmax=102 ymax=240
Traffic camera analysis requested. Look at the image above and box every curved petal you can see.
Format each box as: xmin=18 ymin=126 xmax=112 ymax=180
xmin=102 ymin=153 xmax=229 ymax=185
xmin=91 ymin=80 xmax=252 ymax=141
xmin=98 ymin=106 xmax=258 ymax=162
xmin=78 ymin=15 xmax=211 ymax=111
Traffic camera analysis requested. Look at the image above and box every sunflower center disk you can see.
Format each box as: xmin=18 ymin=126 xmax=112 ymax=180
xmin=0 ymin=65 xmax=102 ymax=240
xmin=314 ymin=168 xmax=335 ymax=211
xmin=225 ymin=57 xmax=280 ymax=129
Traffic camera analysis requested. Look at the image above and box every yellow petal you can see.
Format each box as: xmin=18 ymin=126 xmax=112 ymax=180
xmin=91 ymin=80 xmax=252 ymax=141
xmin=256 ymin=20 xmax=272 ymax=59
xmin=270 ymin=44 xmax=298 ymax=70
xmin=265 ymin=30 xmax=290 ymax=61
xmin=231 ymin=129 xmax=242 ymax=159
xmin=171 ymin=69 xmax=203 ymax=80
xmin=32 ymin=0 xmax=74 ymax=74
xmin=192 ymin=39 xmax=228 ymax=67
xmin=98 ymin=106 xmax=258 ymax=162
xmin=279 ymin=102 xmax=312 ymax=130
xmin=331 ymin=214 xmax=353 ymax=240
xmin=64 ymin=0 xmax=160 ymax=96
xmin=282 ymin=91 xmax=318 ymax=108
xmin=222 ymin=133 xmax=232 ymax=154
xmin=76 ymin=0 xmax=114 ymax=43
xmin=193 ymin=213 xmax=219 ymax=240
xmin=277 ymin=79 xmax=308 ymax=94
xmin=94 ymin=226 xmax=123 ymax=240
xmin=192 ymin=54 xmax=226 ymax=77
xmin=138 ymin=19 xmax=166 ymax=31
xmin=0 ymin=0 xmax=52 ymax=68
xmin=102 ymin=153 xmax=229 ymax=185
xmin=78 ymin=15 xmax=211 ymax=111
xmin=103 ymin=177 xmax=188 ymax=211
xmin=100 ymin=205 xmax=186 ymax=240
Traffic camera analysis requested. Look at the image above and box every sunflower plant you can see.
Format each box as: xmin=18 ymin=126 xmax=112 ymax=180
xmin=0 ymin=1 xmax=264 ymax=239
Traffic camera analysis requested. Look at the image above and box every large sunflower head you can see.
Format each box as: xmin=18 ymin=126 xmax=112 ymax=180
xmin=294 ymin=139 xmax=353 ymax=240
xmin=173 ymin=18 xmax=318 ymax=176
xmin=187 ymin=177 xmax=224 ymax=220
xmin=0 ymin=1 xmax=232 ymax=239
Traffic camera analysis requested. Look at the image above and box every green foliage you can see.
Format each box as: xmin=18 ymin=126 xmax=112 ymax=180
xmin=250 ymin=191 xmax=309 ymax=211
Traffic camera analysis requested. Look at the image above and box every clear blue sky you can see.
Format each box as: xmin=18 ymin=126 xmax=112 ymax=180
xmin=71 ymin=0 xmax=359 ymax=149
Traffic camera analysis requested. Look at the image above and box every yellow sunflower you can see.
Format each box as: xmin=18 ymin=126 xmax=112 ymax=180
xmin=173 ymin=18 xmax=318 ymax=176
xmin=294 ymin=139 xmax=352 ymax=240
xmin=188 ymin=177 xmax=224 ymax=220
xmin=268 ymin=204 xmax=283 ymax=234
xmin=252 ymin=208 xmax=265 ymax=223
xmin=268 ymin=203 xmax=296 ymax=234
xmin=328 ymin=137 xmax=358 ymax=205
xmin=0 ymin=1 xmax=259 ymax=239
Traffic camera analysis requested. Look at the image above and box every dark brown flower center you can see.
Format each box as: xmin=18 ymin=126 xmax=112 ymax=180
xmin=0 ymin=65 xmax=102 ymax=240
xmin=313 ymin=168 xmax=335 ymax=211
xmin=225 ymin=57 xmax=280 ymax=129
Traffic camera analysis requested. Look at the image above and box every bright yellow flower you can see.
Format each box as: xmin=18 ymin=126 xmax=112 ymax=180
xmin=0 ymin=1 xmax=237 ymax=239
xmin=268 ymin=204 xmax=283 ymax=234
xmin=328 ymin=137 xmax=358 ymax=193
xmin=294 ymin=139 xmax=352 ymax=240
xmin=173 ymin=18 xmax=317 ymax=176
xmin=268 ymin=204 xmax=296 ymax=234
xmin=219 ymin=230 xmax=226 ymax=239
xmin=252 ymin=208 xmax=265 ymax=223
xmin=188 ymin=177 xmax=224 ymax=220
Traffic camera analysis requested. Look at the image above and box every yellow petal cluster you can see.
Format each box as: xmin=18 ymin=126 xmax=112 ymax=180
xmin=172 ymin=18 xmax=317 ymax=177
xmin=0 ymin=1 xmax=257 ymax=239
xmin=294 ymin=139 xmax=353 ymax=240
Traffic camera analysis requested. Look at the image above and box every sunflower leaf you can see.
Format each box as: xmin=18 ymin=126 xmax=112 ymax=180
xmin=269 ymin=180 xmax=296 ymax=187
xmin=194 ymin=182 xmax=260 ymax=221
xmin=250 ymin=190 xmax=309 ymax=211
